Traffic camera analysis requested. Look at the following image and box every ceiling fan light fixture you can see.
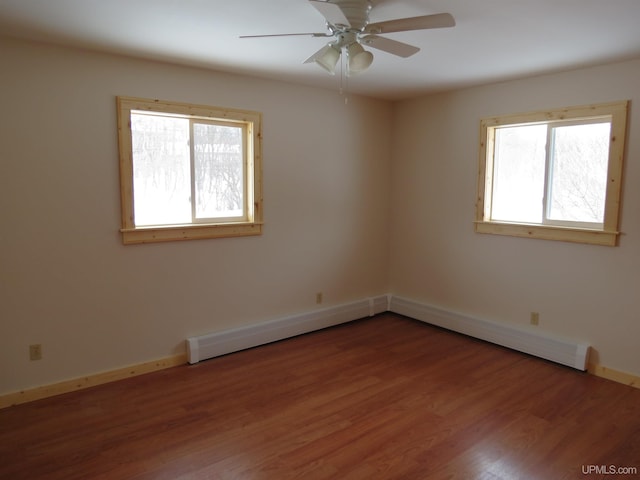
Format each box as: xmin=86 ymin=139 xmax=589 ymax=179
xmin=313 ymin=44 xmax=341 ymax=74
xmin=347 ymin=42 xmax=373 ymax=75
xmin=244 ymin=2 xmax=456 ymax=80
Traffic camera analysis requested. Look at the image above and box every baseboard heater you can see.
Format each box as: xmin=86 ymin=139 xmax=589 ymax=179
xmin=390 ymin=296 xmax=590 ymax=371
xmin=187 ymin=295 xmax=389 ymax=364
xmin=186 ymin=294 xmax=589 ymax=371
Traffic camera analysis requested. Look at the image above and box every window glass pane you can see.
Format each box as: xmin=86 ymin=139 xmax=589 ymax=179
xmin=193 ymin=123 xmax=244 ymax=219
xmin=491 ymin=124 xmax=547 ymax=223
xmin=131 ymin=113 xmax=191 ymax=226
xmin=547 ymin=122 xmax=610 ymax=224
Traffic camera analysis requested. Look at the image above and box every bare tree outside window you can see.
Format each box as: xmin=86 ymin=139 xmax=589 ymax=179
xmin=490 ymin=120 xmax=611 ymax=229
xmin=117 ymin=96 xmax=263 ymax=244
xmin=131 ymin=114 xmax=191 ymax=226
xmin=475 ymin=101 xmax=628 ymax=246
xmin=193 ymin=123 xmax=244 ymax=219
xmin=130 ymin=114 xmax=245 ymax=226
xmin=547 ymin=122 xmax=610 ymax=224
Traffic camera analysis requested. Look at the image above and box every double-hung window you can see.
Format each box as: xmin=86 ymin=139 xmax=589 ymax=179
xmin=117 ymin=97 xmax=263 ymax=244
xmin=476 ymin=101 xmax=628 ymax=246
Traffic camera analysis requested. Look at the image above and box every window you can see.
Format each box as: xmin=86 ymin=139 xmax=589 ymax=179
xmin=475 ymin=101 xmax=628 ymax=246
xmin=117 ymin=97 xmax=263 ymax=244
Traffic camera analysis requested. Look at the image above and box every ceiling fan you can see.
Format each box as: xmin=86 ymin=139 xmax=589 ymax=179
xmin=240 ymin=0 xmax=455 ymax=76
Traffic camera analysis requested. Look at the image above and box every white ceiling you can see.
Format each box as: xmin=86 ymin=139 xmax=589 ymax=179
xmin=1 ymin=0 xmax=640 ymax=100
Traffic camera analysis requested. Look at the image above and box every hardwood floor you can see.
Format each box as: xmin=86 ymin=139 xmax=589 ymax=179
xmin=1 ymin=314 xmax=639 ymax=479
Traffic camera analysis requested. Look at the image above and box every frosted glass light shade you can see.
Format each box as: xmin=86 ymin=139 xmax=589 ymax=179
xmin=347 ymin=43 xmax=373 ymax=75
xmin=313 ymin=44 xmax=341 ymax=74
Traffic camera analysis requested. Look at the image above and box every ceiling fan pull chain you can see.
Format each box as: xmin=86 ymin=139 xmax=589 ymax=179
xmin=339 ymin=46 xmax=349 ymax=104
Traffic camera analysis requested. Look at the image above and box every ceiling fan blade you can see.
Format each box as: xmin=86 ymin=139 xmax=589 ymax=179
xmin=365 ymin=13 xmax=455 ymax=34
xmin=360 ymin=35 xmax=419 ymax=58
xmin=240 ymin=32 xmax=330 ymax=39
xmin=309 ymin=0 xmax=350 ymax=27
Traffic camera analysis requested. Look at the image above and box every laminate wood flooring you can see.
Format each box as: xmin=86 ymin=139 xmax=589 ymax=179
xmin=1 ymin=314 xmax=639 ymax=479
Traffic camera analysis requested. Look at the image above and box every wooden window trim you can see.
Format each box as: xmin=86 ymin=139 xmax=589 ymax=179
xmin=116 ymin=96 xmax=263 ymax=244
xmin=475 ymin=101 xmax=628 ymax=246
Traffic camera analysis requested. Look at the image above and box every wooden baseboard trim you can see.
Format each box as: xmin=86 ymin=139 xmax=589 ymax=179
xmin=2 ymin=327 xmax=639 ymax=410
xmin=588 ymin=363 xmax=639 ymax=389
xmin=0 ymin=354 xmax=188 ymax=409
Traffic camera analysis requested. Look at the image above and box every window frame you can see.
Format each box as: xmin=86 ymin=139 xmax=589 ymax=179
xmin=475 ymin=101 xmax=628 ymax=246
xmin=116 ymin=96 xmax=263 ymax=244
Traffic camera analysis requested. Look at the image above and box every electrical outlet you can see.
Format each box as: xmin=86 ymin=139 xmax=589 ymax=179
xmin=530 ymin=312 xmax=539 ymax=326
xmin=316 ymin=292 xmax=323 ymax=304
xmin=29 ymin=344 xmax=42 ymax=361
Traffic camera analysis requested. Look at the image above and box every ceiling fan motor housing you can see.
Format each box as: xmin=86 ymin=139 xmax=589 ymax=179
xmin=333 ymin=31 xmax=358 ymax=48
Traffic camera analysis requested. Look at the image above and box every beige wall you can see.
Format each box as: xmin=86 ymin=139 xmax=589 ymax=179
xmin=389 ymin=59 xmax=640 ymax=377
xmin=2 ymin=35 xmax=639 ymax=397
xmin=0 ymin=38 xmax=392 ymax=395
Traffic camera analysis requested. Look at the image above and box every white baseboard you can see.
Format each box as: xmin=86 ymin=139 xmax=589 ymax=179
xmin=389 ymin=296 xmax=590 ymax=371
xmin=187 ymin=295 xmax=389 ymax=364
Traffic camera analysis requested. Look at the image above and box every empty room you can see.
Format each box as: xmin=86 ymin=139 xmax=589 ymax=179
xmin=1 ymin=1 xmax=639 ymax=478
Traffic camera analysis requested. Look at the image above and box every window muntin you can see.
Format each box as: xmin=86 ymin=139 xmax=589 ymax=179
xmin=476 ymin=101 xmax=628 ymax=246
xmin=117 ymin=97 xmax=262 ymax=244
